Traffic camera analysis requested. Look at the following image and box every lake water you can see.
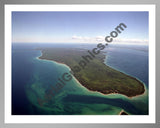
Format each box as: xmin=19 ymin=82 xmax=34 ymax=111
xmin=12 ymin=43 xmax=148 ymax=115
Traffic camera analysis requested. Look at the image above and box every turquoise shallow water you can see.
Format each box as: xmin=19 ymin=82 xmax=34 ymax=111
xmin=12 ymin=43 xmax=148 ymax=115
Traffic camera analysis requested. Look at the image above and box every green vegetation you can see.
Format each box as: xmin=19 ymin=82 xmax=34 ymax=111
xmin=38 ymin=47 xmax=145 ymax=97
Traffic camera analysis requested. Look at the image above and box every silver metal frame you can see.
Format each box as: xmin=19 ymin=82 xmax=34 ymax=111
xmin=0 ymin=0 xmax=159 ymax=127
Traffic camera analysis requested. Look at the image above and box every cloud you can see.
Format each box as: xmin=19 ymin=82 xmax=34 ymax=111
xmin=71 ymin=35 xmax=105 ymax=43
xmin=72 ymin=35 xmax=82 ymax=40
xmin=113 ymin=38 xmax=148 ymax=45
xmin=95 ymin=36 xmax=105 ymax=42
xmin=71 ymin=35 xmax=149 ymax=45
xmin=71 ymin=35 xmax=148 ymax=45
xmin=15 ymin=34 xmax=148 ymax=45
xmin=83 ymin=36 xmax=90 ymax=40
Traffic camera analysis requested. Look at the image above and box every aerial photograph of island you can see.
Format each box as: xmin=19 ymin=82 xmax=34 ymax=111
xmin=12 ymin=11 xmax=149 ymax=115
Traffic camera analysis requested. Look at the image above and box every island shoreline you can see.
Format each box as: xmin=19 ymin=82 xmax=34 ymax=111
xmin=37 ymin=49 xmax=146 ymax=98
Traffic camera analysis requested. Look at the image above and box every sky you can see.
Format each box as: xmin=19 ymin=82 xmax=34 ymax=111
xmin=12 ymin=11 xmax=148 ymax=45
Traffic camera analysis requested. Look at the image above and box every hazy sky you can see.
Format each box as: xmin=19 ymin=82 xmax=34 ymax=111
xmin=12 ymin=11 xmax=148 ymax=44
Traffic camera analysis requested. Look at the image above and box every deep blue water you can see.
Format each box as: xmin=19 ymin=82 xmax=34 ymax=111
xmin=12 ymin=43 xmax=149 ymax=115
xmin=12 ymin=43 xmax=87 ymax=114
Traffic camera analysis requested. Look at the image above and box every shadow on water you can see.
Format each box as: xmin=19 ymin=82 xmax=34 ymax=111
xmin=63 ymin=94 xmax=146 ymax=115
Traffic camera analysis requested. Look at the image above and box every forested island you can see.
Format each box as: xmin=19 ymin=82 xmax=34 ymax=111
xmin=38 ymin=47 xmax=145 ymax=97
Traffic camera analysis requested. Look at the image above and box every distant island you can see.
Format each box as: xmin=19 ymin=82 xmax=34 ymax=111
xmin=119 ymin=110 xmax=128 ymax=115
xmin=38 ymin=47 xmax=145 ymax=97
